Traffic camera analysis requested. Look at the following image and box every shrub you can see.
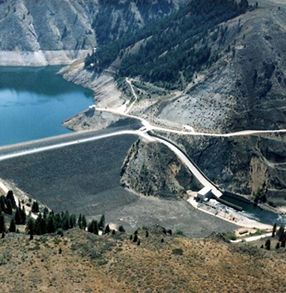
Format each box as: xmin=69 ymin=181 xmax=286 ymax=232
xmin=172 ymin=248 xmax=183 ymax=255
xmin=118 ymin=225 xmax=125 ymax=232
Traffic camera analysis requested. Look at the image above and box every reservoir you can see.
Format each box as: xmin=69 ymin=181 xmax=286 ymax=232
xmin=0 ymin=66 xmax=94 ymax=146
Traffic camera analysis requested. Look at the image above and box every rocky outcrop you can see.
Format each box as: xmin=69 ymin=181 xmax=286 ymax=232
xmin=161 ymin=132 xmax=286 ymax=207
xmin=0 ymin=0 xmax=182 ymax=66
xmin=120 ymin=139 xmax=201 ymax=199
xmin=59 ymin=61 xmax=125 ymax=108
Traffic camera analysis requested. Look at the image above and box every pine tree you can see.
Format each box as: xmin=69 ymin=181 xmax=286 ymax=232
xmin=82 ymin=215 xmax=87 ymax=230
xmin=265 ymin=239 xmax=271 ymax=250
xmin=6 ymin=199 xmax=12 ymax=215
xmin=6 ymin=190 xmax=16 ymax=208
xmin=98 ymin=214 xmax=105 ymax=231
xmin=15 ymin=207 xmax=21 ymax=225
xmin=26 ymin=218 xmax=35 ymax=237
xmin=105 ymin=224 xmax=111 ymax=234
xmin=47 ymin=215 xmax=56 ymax=233
xmin=88 ymin=220 xmax=99 ymax=235
xmin=0 ymin=196 xmax=5 ymax=212
xmin=78 ymin=214 xmax=82 ymax=229
xmin=21 ymin=206 xmax=26 ymax=225
xmin=31 ymin=201 xmax=39 ymax=213
xmin=272 ymin=223 xmax=277 ymax=237
xmin=133 ymin=234 xmax=138 ymax=242
xmin=118 ymin=225 xmax=125 ymax=232
xmin=35 ymin=214 xmax=43 ymax=235
xmin=0 ymin=213 xmax=6 ymax=233
xmin=9 ymin=218 xmax=16 ymax=233
xmin=276 ymin=225 xmax=284 ymax=238
xmin=43 ymin=207 xmax=49 ymax=219
xmin=276 ymin=242 xmax=280 ymax=249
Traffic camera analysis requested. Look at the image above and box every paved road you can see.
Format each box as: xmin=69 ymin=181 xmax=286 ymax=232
xmin=154 ymin=137 xmax=222 ymax=197
xmin=96 ymin=107 xmax=286 ymax=137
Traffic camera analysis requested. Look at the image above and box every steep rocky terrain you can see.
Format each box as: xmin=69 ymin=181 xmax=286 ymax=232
xmin=0 ymin=0 xmax=182 ymax=65
xmin=157 ymin=132 xmax=286 ymax=207
xmin=120 ymin=139 xmax=201 ymax=198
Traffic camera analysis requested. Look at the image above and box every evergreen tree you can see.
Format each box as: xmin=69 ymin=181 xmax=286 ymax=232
xmin=98 ymin=214 xmax=105 ymax=231
xmin=21 ymin=206 xmax=26 ymax=225
xmin=277 ymin=226 xmax=285 ymax=241
xmin=26 ymin=218 xmax=35 ymax=237
xmin=78 ymin=214 xmax=82 ymax=229
xmin=43 ymin=207 xmax=49 ymax=219
xmin=118 ymin=225 xmax=125 ymax=232
xmin=105 ymin=224 xmax=111 ymax=234
xmin=0 ymin=212 xmax=6 ymax=233
xmin=82 ymin=215 xmax=87 ymax=230
xmin=9 ymin=218 xmax=16 ymax=233
xmin=47 ymin=215 xmax=56 ymax=233
xmin=88 ymin=220 xmax=99 ymax=235
xmin=7 ymin=190 xmax=16 ymax=208
xmin=145 ymin=230 xmax=149 ymax=237
xmin=276 ymin=242 xmax=280 ymax=249
xmin=133 ymin=234 xmax=138 ymax=242
xmin=31 ymin=201 xmax=39 ymax=213
xmin=35 ymin=214 xmax=44 ymax=235
xmin=272 ymin=223 xmax=277 ymax=237
xmin=0 ymin=196 xmax=5 ymax=212
xmin=15 ymin=207 xmax=21 ymax=225
xmin=6 ymin=199 xmax=12 ymax=215
xmin=265 ymin=239 xmax=271 ymax=250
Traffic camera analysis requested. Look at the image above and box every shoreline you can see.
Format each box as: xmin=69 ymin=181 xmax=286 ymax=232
xmin=0 ymin=50 xmax=90 ymax=67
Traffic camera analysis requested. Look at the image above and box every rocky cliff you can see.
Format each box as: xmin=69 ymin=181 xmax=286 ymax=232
xmin=120 ymin=139 xmax=201 ymax=199
xmin=0 ymin=0 xmax=181 ymax=66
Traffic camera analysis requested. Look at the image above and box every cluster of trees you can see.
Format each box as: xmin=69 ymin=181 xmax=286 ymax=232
xmin=253 ymin=188 xmax=267 ymax=204
xmin=87 ymin=214 xmax=126 ymax=235
xmin=0 ymin=189 xmax=127 ymax=240
xmin=91 ymin=0 xmax=174 ymax=46
xmin=0 ymin=191 xmax=26 ymax=234
xmin=86 ymin=0 xmax=249 ymax=89
xmin=264 ymin=224 xmax=286 ymax=250
xmin=26 ymin=210 xmax=87 ymax=237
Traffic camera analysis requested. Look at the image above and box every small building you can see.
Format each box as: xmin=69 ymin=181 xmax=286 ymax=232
xmin=196 ymin=186 xmax=212 ymax=202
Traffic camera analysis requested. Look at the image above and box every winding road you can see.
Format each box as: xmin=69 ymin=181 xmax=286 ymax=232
xmin=1 ymin=76 xmax=285 ymax=230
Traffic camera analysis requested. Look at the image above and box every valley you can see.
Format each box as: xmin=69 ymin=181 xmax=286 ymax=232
xmin=1 ymin=0 xmax=286 ymax=292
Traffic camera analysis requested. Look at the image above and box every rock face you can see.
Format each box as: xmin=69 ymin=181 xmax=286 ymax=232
xmin=0 ymin=0 xmax=180 ymax=65
xmin=162 ymin=132 xmax=286 ymax=207
xmin=120 ymin=139 xmax=201 ymax=199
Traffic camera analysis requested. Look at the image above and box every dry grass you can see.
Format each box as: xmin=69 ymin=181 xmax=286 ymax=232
xmin=0 ymin=229 xmax=286 ymax=292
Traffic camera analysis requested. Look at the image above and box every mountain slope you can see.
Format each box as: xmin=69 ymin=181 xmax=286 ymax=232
xmin=0 ymin=0 xmax=182 ymax=65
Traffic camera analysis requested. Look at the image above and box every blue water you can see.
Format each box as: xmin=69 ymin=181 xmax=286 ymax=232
xmin=0 ymin=66 xmax=94 ymax=146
